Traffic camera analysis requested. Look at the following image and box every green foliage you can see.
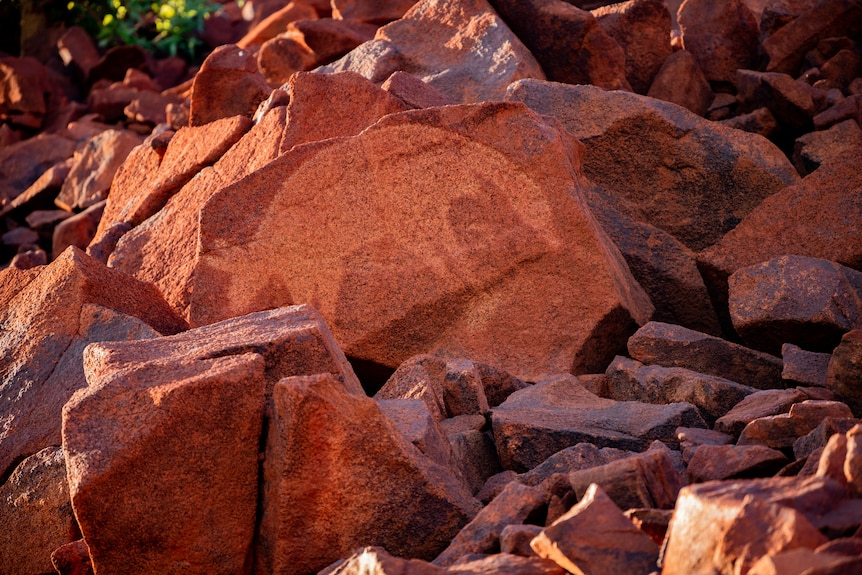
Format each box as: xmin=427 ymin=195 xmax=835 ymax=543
xmin=67 ymin=0 xmax=218 ymax=61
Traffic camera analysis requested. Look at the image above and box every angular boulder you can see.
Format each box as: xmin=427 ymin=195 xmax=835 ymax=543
xmin=489 ymin=0 xmax=631 ymax=90
xmin=64 ymin=352 xmax=266 ymax=575
xmin=627 ymin=321 xmax=784 ymax=390
xmin=686 ymin=444 xmax=789 ymax=483
xmin=189 ymin=44 xmax=272 ymax=126
xmin=530 ymin=483 xmax=660 ymax=575
xmin=256 ymin=372 xmax=480 ymax=574
xmin=0 ymin=447 xmax=77 ymax=575
xmin=728 ymin=255 xmax=862 ymax=355
xmin=506 ymin=79 xmax=799 ymax=251
xmin=826 ymin=329 xmax=862 ymax=416
xmin=187 ymin=102 xmax=653 ymax=380
xmin=317 ymin=0 xmax=545 ymax=103
xmin=714 ymin=388 xmax=809 ymax=437
xmin=647 ymin=48 xmax=714 ymax=116
xmin=491 ymin=374 xmax=706 ymax=472
xmin=0 ymin=247 xmax=184 ymax=480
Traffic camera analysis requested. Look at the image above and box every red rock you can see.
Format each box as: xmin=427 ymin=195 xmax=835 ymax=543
xmin=64 ymin=352 xmax=266 ymax=575
xmin=256 ymin=372 xmax=480 ymax=573
xmin=793 ymin=119 xmax=862 ymax=176
xmin=0 ymin=56 xmax=51 ymax=119
xmin=568 ymin=446 xmax=686 ymax=510
xmin=687 ymin=444 xmax=788 ymax=482
xmin=588 ymin=198 xmax=722 ymax=335
xmin=10 ymin=247 xmax=48 ymax=269
xmin=662 ymin=477 xmax=836 ymax=575
xmin=813 ymin=94 xmax=862 ymax=131
xmin=794 ymin=417 xmax=860 ymax=459
xmin=729 ymin=255 xmax=862 ymax=355
xmin=189 ymin=44 xmax=272 ymax=126
xmin=500 ymin=524 xmax=543 ymax=556
xmin=826 ymin=329 xmax=862 ymax=416
xmin=624 ymin=507 xmax=673 ymax=547
xmin=782 ymin=343 xmax=831 ymax=387
xmin=319 ymin=0 xmax=545 ymax=103
xmin=0 ymin=447 xmax=77 ymax=575
xmin=721 ymin=107 xmax=780 ymax=139
xmin=488 ymin=0 xmax=630 ymax=91
xmin=286 ymin=18 xmax=378 ymax=63
xmin=846 ymin=423 xmax=862 ymax=492
xmin=257 ymin=35 xmax=319 ymax=88
xmin=0 ymin=134 xmax=75 ymax=206
xmin=51 ymin=540 xmax=94 ymax=575
xmin=124 ymin=90 xmax=185 ymax=125
xmin=379 ymin=398 xmax=458 ymax=473
xmin=592 ymin=0 xmax=672 ymax=94
xmin=0 ymin=159 xmax=72 ymax=218
xmin=0 ymin=247 xmax=186 ymax=479
xmin=531 ymin=483 xmax=661 ymax=575
xmin=97 ymin=115 xmax=250 ymax=233
xmin=507 ymin=80 xmax=799 ymax=251
xmin=57 ymin=26 xmax=101 ymax=80
xmin=87 ymin=85 xmax=140 ymax=123
xmin=647 ymin=49 xmax=714 ymax=116
xmin=447 ymin=553 xmax=566 ymax=575
xmin=87 ymin=44 xmax=150 ymax=84
xmin=738 ymin=400 xmax=854 ymax=450
xmin=2 ymin=225 xmax=39 ymax=248
xmin=332 ymin=0 xmax=416 ymax=22
xmin=747 ymin=547 xmax=854 ymax=575
xmin=187 ymin=103 xmax=653 ymax=378
xmin=109 ymin=72 xmax=409 ymax=320
xmin=699 ymin=151 xmax=862 ymax=328
xmin=322 ymin=547 xmax=445 ymax=575
xmin=433 ymin=481 xmax=545 ymax=566
xmin=491 ymin=374 xmax=705 ymax=472
xmin=762 ymin=0 xmax=862 ymax=76
xmin=52 ymin=200 xmax=105 ymax=259
xmin=381 ymin=71 xmax=454 ymax=109
xmin=444 ymin=417 xmax=504 ymax=495
xmin=54 ymin=129 xmax=143 ymax=211
xmin=678 ymin=0 xmax=759 ymax=86
xmin=715 ymin=388 xmax=809 ymax=437
xmin=737 ymin=70 xmax=816 ymax=133
xmin=605 ymin=355 xmax=755 ymax=425
xmin=627 ymin=321 xmax=784 ymax=390
xmin=236 ymin=1 xmax=318 ymax=48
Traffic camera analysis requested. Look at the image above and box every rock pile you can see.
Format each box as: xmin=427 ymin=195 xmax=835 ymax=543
xmin=1 ymin=0 xmax=862 ymax=574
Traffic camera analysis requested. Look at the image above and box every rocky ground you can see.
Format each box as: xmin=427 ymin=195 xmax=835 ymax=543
xmin=1 ymin=0 xmax=862 ymax=574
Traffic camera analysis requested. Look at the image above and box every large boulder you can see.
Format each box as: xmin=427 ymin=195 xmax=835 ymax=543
xmin=0 ymin=247 xmax=185 ymax=480
xmin=256 ymin=372 xmax=480 ymax=574
xmin=109 ymin=71 xmax=410 ymax=321
xmin=186 ymin=102 xmax=653 ymax=380
xmin=506 ymin=79 xmax=799 ymax=251
xmin=316 ymin=0 xmax=545 ymax=103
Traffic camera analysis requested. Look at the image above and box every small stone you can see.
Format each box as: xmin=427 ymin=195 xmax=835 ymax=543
xmin=52 ymin=200 xmax=105 ymax=259
xmin=500 ymin=524 xmax=543 ymax=557
xmin=715 ymin=388 xmax=809 ymax=437
xmin=686 ymin=444 xmax=788 ymax=483
xmin=647 ymin=49 xmax=714 ymax=116
xmin=783 ymin=343 xmax=831 ymax=387
xmin=826 ymin=329 xmax=862 ymax=416
xmin=738 ymin=400 xmax=854 ymax=450
xmin=189 ymin=44 xmax=271 ymax=126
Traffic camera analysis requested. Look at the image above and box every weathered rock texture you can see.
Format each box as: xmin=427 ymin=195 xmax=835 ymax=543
xmin=506 ymin=79 xmax=800 ymax=251
xmin=187 ymin=103 xmax=653 ymax=380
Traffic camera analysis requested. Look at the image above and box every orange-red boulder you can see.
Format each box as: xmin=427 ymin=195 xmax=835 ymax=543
xmin=187 ymin=102 xmax=653 ymax=379
xmin=647 ymin=49 xmax=714 ymax=116
xmin=189 ymin=44 xmax=271 ymax=126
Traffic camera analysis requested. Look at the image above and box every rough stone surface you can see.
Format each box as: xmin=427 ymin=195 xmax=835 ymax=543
xmin=322 ymin=547 xmax=445 ymax=575
xmin=736 ymin=70 xmax=816 ymax=133
xmin=51 ymin=539 xmax=94 ymax=575
xmin=728 ymin=255 xmax=862 ymax=355
xmin=317 ymin=0 xmax=546 ymax=103
xmin=489 ymin=0 xmax=630 ymax=90
xmin=53 ymin=200 xmax=105 ymax=259
xmin=256 ymin=372 xmax=480 ymax=574
xmin=592 ymin=0 xmax=672 ymax=94
xmin=792 ymin=119 xmax=862 ymax=176
xmin=331 ymin=0 xmax=417 ymax=23
xmin=0 ymin=446 xmax=77 ymax=575
xmin=491 ymin=374 xmax=706 ymax=472
xmin=517 ymin=442 xmax=636 ymax=487
xmin=0 ymin=134 xmax=75 ymax=206
xmin=63 ymin=352 xmax=266 ymax=575
xmin=530 ymin=483 xmax=660 ymax=575
xmin=627 ymin=321 xmax=784 ymax=390
xmin=0 ymin=247 xmax=185 ymax=480
xmin=605 ymin=355 xmax=755 ymax=425
xmin=188 ymin=103 xmax=653 ymax=380
xmin=433 ymin=481 xmax=545 ymax=566
xmin=827 ymin=329 xmax=862 ymax=417
xmin=678 ymin=0 xmax=760 ymax=85
xmin=381 ymin=71 xmax=454 ymax=109
xmin=663 ymin=477 xmax=839 ymax=575
xmin=782 ymin=343 xmax=831 ymax=387
xmin=715 ymin=388 xmax=809 ymax=437
xmin=738 ymin=400 xmax=854 ymax=450
xmin=506 ymin=79 xmax=799 ymax=251
xmin=189 ymin=44 xmax=271 ymax=126
xmin=567 ymin=446 xmax=686 ymax=510
xmin=54 ymin=129 xmax=142 ymax=211
xmin=447 ymin=553 xmax=566 ymax=574
xmin=686 ymin=444 xmax=788 ymax=483
xmin=647 ymin=48 xmax=714 ymax=116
